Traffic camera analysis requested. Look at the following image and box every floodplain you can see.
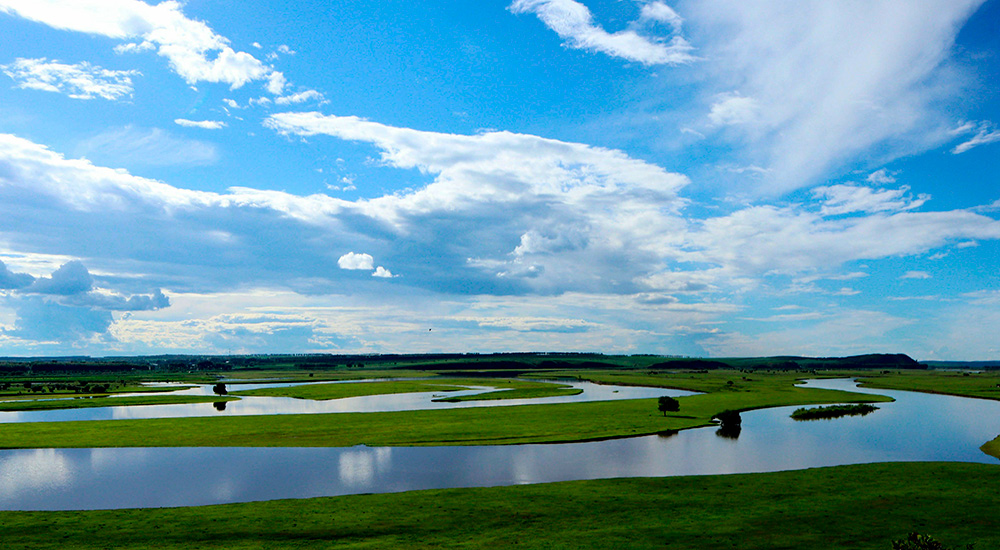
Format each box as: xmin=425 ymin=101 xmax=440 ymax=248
xmin=0 ymin=353 xmax=998 ymax=548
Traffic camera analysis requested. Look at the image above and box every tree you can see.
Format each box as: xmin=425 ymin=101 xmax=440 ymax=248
xmin=212 ymin=382 xmax=228 ymax=396
xmin=658 ymin=396 xmax=679 ymax=416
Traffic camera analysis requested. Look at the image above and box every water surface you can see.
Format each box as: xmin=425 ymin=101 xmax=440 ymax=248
xmin=1 ymin=379 xmax=997 ymax=510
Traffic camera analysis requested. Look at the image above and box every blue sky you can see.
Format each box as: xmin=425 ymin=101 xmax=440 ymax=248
xmin=0 ymin=0 xmax=998 ymax=359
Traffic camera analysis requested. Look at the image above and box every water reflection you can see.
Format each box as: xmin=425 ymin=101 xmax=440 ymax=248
xmin=1 ymin=379 xmax=998 ymax=511
xmin=339 ymin=447 xmax=392 ymax=486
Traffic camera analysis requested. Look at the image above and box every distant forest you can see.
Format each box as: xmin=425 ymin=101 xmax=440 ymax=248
xmin=0 ymin=351 xmax=985 ymax=376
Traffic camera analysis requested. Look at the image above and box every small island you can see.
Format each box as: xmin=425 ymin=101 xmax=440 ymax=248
xmin=791 ymin=403 xmax=879 ymax=421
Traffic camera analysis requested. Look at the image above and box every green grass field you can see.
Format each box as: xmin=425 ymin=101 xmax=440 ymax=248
xmin=0 ymin=394 xmax=238 ymax=411
xmin=0 ymin=381 xmax=888 ymax=448
xmin=853 ymin=370 xmax=1000 ymax=400
xmin=230 ymin=379 xmax=467 ymax=400
xmin=429 ymin=379 xmax=582 ymax=401
xmin=0 ymin=462 xmax=996 ymax=550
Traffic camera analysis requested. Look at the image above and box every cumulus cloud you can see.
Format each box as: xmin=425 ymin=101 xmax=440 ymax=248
xmin=1 ymin=58 xmax=138 ymax=100
xmin=0 ymin=260 xmax=169 ymax=346
xmin=0 ymin=0 xmax=284 ymax=91
xmin=707 ymin=92 xmax=758 ymax=126
xmin=372 ymin=266 xmax=394 ymax=278
xmin=65 ymin=288 xmax=170 ymax=311
xmin=509 ymin=0 xmax=696 ymax=65
xmin=684 ymin=0 xmax=987 ymax=192
xmin=266 ymin=111 xmax=691 ymax=293
xmin=0 ymin=260 xmax=34 ymax=289
xmin=174 ymin=118 xmax=226 ymax=130
xmin=2 ymin=125 xmax=1000 ymax=333
xmin=26 ymin=260 xmax=93 ymax=295
xmin=338 ymin=252 xmax=374 ymax=270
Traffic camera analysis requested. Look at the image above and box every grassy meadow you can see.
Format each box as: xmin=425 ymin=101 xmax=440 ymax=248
xmin=0 ymin=374 xmax=889 ymax=448
xmin=0 ymin=462 xmax=996 ymax=550
xmin=1 ymin=357 xmax=998 ymax=549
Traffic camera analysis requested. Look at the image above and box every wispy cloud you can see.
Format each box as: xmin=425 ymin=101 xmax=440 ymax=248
xmin=174 ymin=119 xmax=226 ymax=130
xmin=685 ymin=0 xmax=986 ymax=192
xmin=812 ymin=184 xmax=928 ymax=216
xmin=76 ymin=126 xmax=218 ymax=167
xmin=1 ymin=58 xmax=137 ymax=100
xmin=275 ymin=89 xmax=325 ymax=105
xmin=952 ymin=121 xmax=1000 ymax=154
xmin=509 ymin=0 xmax=696 ymax=65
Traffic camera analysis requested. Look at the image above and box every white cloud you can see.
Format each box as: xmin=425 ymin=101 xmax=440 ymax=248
xmin=1 ymin=58 xmax=137 ymax=100
xmin=866 ymin=169 xmax=897 ymax=185
xmin=685 ymin=0 xmax=987 ymax=192
xmin=0 ymin=0 xmax=284 ymax=91
xmin=833 ymin=287 xmax=860 ymax=296
xmin=266 ymin=111 xmax=692 ymax=293
xmin=812 ymin=184 xmax=928 ymax=216
xmin=639 ymin=2 xmax=683 ymax=32
xmin=266 ymin=70 xmax=287 ymax=95
xmin=26 ymin=260 xmax=92 ymax=295
xmin=372 ymin=266 xmax=394 ymax=278
xmin=952 ymin=121 xmax=1000 ymax=154
xmin=275 ymin=90 xmax=325 ymax=105
xmin=0 ymin=260 xmax=34 ymax=289
xmin=901 ymin=270 xmax=931 ymax=279
xmin=338 ymin=252 xmax=374 ymax=270
xmin=707 ymin=92 xmax=758 ymax=126
xmin=688 ymin=204 xmax=1000 ymax=277
xmin=2 ymin=124 xmax=999 ymax=343
xmin=509 ymin=0 xmax=696 ymax=65
xmin=174 ymin=118 xmax=226 ymax=130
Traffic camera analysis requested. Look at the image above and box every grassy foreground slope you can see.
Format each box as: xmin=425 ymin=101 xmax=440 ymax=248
xmin=1 ymin=462 xmax=997 ymax=550
xmin=0 ymin=383 xmax=886 ymax=448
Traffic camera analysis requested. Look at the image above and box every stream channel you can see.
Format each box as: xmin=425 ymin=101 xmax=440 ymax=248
xmin=1 ymin=378 xmax=998 ymax=510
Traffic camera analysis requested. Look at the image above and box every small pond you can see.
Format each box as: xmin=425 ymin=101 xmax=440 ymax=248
xmin=1 ymin=379 xmax=998 ymax=510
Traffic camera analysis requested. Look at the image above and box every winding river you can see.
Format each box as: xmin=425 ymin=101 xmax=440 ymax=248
xmin=0 ymin=379 xmax=695 ymax=423
xmin=1 ymin=379 xmax=997 ymax=511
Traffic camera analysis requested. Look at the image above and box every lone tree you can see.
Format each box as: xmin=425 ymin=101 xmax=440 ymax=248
xmin=212 ymin=382 xmax=228 ymax=396
xmin=658 ymin=396 xmax=680 ymax=416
